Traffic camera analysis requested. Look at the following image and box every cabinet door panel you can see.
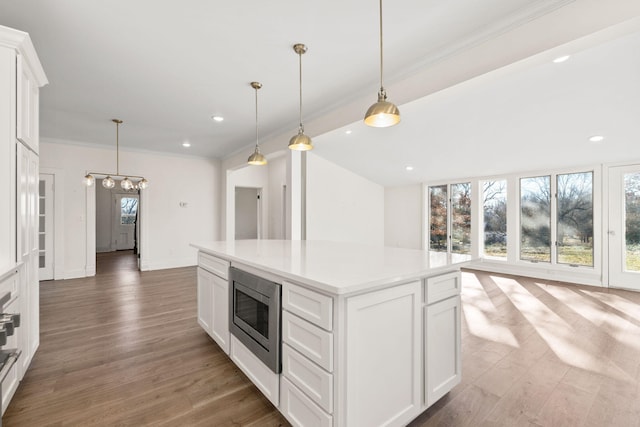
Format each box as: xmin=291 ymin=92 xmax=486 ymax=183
xmin=16 ymin=54 xmax=39 ymax=153
xmin=211 ymin=273 xmax=229 ymax=354
xmin=196 ymin=267 xmax=213 ymax=334
xmin=344 ymin=281 xmax=421 ymax=427
xmin=426 ymin=295 xmax=462 ymax=406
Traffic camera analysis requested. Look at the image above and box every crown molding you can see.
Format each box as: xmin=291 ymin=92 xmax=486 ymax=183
xmin=0 ymin=24 xmax=48 ymax=87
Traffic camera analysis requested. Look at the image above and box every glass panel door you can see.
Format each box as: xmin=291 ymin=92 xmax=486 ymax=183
xmin=609 ymin=165 xmax=640 ymax=290
xmin=38 ymin=174 xmax=54 ymax=280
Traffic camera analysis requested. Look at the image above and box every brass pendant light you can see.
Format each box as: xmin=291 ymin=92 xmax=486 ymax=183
xmin=247 ymin=81 xmax=267 ymax=165
xmin=364 ymin=0 xmax=400 ymax=127
xmin=83 ymin=119 xmax=149 ymax=190
xmin=288 ymin=43 xmax=313 ymax=151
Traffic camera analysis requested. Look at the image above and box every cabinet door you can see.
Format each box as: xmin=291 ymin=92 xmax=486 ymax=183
xmin=344 ymin=281 xmax=422 ymax=427
xmin=197 ymin=267 xmax=214 ymax=335
xmin=210 ymin=273 xmax=229 ymax=354
xmin=426 ymin=295 xmax=462 ymax=406
xmin=16 ymin=54 xmax=39 ymax=153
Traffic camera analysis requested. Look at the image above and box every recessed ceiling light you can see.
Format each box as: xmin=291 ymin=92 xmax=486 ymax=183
xmin=588 ymin=135 xmax=604 ymax=142
xmin=211 ymin=115 xmax=224 ymax=122
xmin=182 ymin=142 xmax=191 ymax=147
xmin=405 ymin=166 xmax=414 ymax=171
xmin=553 ymin=55 xmax=570 ymax=63
xmin=345 ymin=130 xmax=352 ymax=135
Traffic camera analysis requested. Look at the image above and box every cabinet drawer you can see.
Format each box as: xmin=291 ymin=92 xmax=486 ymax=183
xmin=198 ymin=252 xmax=229 ymax=279
xmin=282 ymin=344 xmax=333 ymax=413
xmin=425 ymin=272 xmax=461 ymax=305
xmin=283 ymin=282 xmax=333 ymax=331
xmin=283 ymin=311 xmax=333 ymax=372
xmin=280 ymin=377 xmax=332 ymax=427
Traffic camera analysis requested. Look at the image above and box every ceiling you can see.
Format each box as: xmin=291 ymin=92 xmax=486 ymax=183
xmin=1 ymin=1 xmax=639 ymax=186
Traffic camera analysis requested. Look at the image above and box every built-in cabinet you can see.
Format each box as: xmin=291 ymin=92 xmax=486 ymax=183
xmin=424 ymin=272 xmax=462 ymax=406
xmin=16 ymin=142 xmax=40 ymax=378
xmin=195 ymin=247 xmax=462 ymax=427
xmin=196 ymin=252 xmax=230 ymax=354
xmin=0 ymin=25 xmax=47 ymax=415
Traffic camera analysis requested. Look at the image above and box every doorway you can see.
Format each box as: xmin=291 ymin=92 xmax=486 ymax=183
xmin=608 ymin=164 xmax=640 ymax=291
xmin=235 ymin=187 xmax=262 ymax=240
xmin=93 ymin=178 xmax=141 ymax=273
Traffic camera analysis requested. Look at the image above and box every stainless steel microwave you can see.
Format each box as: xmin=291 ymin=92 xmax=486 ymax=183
xmin=229 ymin=267 xmax=282 ymax=373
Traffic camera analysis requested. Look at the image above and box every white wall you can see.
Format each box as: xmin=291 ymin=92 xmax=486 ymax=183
xmin=39 ymin=140 xmax=221 ymax=278
xmin=306 ymin=153 xmax=384 ymax=245
xmin=385 ymin=185 xmax=423 ymax=249
xmin=268 ymin=155 xmax=287 ymax=239
xmin=95 ymin=179 xmax=112 ymax=252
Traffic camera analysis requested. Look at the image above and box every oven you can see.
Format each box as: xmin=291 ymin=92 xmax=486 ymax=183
xmin=229 ymin=267 xmax=282 ymax=373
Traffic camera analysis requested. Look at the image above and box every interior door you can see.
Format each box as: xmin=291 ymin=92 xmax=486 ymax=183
xmin=608 ymin=164 xmax=640 ymax=290
xmin=235 ymin=187 xmax=261 ymax=240
xmin=38 ymin=174 xmax=54 ymax=280
xmin=113 ymin=194 xmax=139 ymax=251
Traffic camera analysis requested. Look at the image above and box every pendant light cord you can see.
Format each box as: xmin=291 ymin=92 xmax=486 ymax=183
xmin=379 ymin=0 xmax=384 ymax=95
xmin=255 ymin=86 xmax=259 ymax=149
xmin=298 ymin=50 xmax=304 ymax=132
xmin=116 ymin=121 xmax=120 ymax=175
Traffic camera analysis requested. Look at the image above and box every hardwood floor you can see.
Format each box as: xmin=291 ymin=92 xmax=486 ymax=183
xmin=3 ymin=253 xmax=640 ymax=426
xmin=411 ymin=270 xmax=640 ymax=427
xmin=3 ymin=251 xmax=289 ymax=426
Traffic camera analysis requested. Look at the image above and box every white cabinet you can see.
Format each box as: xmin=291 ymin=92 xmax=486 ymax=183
xmin=0 ymin=25 xmax=47 ymax=415
xmin=196 ymin=267 xmax=213 ymax=334
xmin=196 ymin=254 xmax=230 ymax=355
xmin=16 ymin=53 xmax=39 ymax=154
xmin=281 ymin=281 xmax=335 ymax=427
xmin=0 ymin=46 xmax=16 ymax=275
xmin=210 ymin=272 xmax=229 ymax=353
xmin=16 ymin=141 xmax=39 ymax=379
xmin=344 ymin=280 xmax=422 ymax=427
xmin=424 ymin=272 xmax=462 ymax=407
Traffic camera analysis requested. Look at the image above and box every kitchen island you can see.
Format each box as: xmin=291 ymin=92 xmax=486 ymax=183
xmin=192 ymin=240 xmax=461 ymax=427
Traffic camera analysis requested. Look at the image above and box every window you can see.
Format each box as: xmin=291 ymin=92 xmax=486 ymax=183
xmin=121 ymin=197 xmax=138 ymax=225
xmin=557 ymin=172 xmax=593 ymax=266
xmin=482 ymin=180 xmax=507 ymax=259
xmin=520 ymin=176 xmax=551 ymax=262
xmin=429 ymin=185 xmax=448 ymax=253
xmin=451 ymin=183 xmax=471 ymax=257
xmin=519 ymin=172 xmax=594 ymax=266
xmin=427 ymin=182 xmax=471 ymax=266
xmin=624 ymin=172 xmax=640 ymax=271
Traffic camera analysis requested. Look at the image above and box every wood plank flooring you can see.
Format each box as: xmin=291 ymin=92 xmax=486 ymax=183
xmin=3 ymin=251 xmax=289 ymax=426
xmin=3 ymin=251 xmax=640 ymax=426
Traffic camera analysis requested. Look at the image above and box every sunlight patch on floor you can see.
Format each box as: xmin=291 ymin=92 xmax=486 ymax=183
xmin=462 ymin=274 xmax=519 ymax=348
xmin=490 ymin=276 xmax=634 ymax=382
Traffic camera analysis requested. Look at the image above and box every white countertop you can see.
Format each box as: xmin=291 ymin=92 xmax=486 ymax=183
xmin=191 ymin=240 xmax=460 ymax=295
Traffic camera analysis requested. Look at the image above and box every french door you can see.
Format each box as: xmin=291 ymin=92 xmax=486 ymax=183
xmin=608 ymin=165 xmax=640 ymax=290
xmin=38 ymin=174 xmax=54 ymax=280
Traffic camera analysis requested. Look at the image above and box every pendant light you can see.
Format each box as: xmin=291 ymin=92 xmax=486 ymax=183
xmin=288 ymin=43 xmax=313 ymax=151
xmin=364 ymin=0 xmax=400 ymax=127
xmin=83 ymin=119 xmax=149 ymax=190
xmin=247 ymin=81 xmax=267 ymax=166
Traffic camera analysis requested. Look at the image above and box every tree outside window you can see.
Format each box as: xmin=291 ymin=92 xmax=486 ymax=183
xmin=121 ymin=197 xmax=138 ymax=225
xmin=483 ymin=180 xmax=507 ymax=258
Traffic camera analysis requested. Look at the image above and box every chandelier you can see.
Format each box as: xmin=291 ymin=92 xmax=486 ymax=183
xmin=83 ymin=119 xmax=149 ymax=190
